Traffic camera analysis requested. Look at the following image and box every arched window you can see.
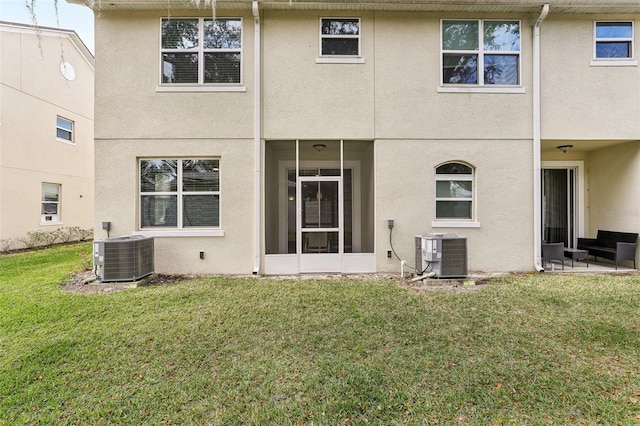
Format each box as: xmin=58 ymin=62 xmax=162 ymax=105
xmin=435 ymin=162 xmax=474 ymax=219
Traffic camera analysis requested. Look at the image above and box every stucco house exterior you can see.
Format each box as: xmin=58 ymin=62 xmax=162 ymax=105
xmin=74 ymin=0 xmax=639 ymax=275
xmin=0 ymin=22 xmax=94 ymax=246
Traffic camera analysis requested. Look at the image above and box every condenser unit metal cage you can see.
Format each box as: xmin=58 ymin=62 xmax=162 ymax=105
xmin=415 ymin=233 xmax=468 ymax=278
xmin=93 ymin=235 xmax=154 ymax=282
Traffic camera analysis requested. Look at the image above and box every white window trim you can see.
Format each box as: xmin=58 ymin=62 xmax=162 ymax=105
xmin=440 ymin=19 xmax=522 ymax=88
xmin=133 ymin=230 xmax=224 ymax=237
xmin=434 ymin=164 xmax=476 ymax=223
xmin=437 ymin=86 xmax=525 ymax=94
xmin=41 ymin=183 xmax=61 ymax=224
xmin=139 ymin=158 xmax=222 ymax=232
xmin=317 ymin=17 xmax=363 ymax=62
xmin=432 ymin=221 xmax=481 ymax=228
xmin=156 ymin=85 xmax=247 ymax=92
xmin=56 ymin=116 xmax=74 ymax=144
xmin=590 ymin=60 xmax=638 ymax=67
xmin=593 ymin=20 xmax=635 ymax=62
xmin=159 ymin=17 xmax=244 ymax=88
xmin=41 ymin=221 xmax=63 ymax=226
xmin=315 ymin=57 xmax=365 ymax=64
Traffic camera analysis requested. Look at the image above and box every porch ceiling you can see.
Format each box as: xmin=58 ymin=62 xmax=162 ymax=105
xmin=67 ymin=0 xmax=640 ymax=13
xmin=541 ymin=139 xmax=637 ymax=152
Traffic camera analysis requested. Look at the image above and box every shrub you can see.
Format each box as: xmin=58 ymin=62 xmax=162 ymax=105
xmin=19 ymin=231 xmax=46 ymax=249
xmin=40 ymin=229 xmax=61 ymax=246
xmin=0 ymin=238 xmax=17 ymax=253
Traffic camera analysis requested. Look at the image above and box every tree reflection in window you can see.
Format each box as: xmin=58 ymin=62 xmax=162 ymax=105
xmin=435 ymin=162 xmax=474 ymax=220
xmin=140 ymin=159 xmax=220 ymax=228
xmin=442 ymin=20 xmax=520 ymax=85
xmin=161 ymin=18 xmax=242 ymax=84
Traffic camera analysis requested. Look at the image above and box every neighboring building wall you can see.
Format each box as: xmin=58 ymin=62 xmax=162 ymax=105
xmin=0 ymin=23 xmax=94 ymax=243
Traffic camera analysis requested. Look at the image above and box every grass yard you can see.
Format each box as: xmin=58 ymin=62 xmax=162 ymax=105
xmin=1 ymin=243 xmax=640 ymax=425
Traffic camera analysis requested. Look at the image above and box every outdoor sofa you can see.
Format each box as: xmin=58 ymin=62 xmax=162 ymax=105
xmin=577 ymin=230 xmax=638 ymax=270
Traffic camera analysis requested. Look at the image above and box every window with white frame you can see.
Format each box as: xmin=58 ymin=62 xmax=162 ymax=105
xmin=161 ymin=18 xmax=242 ymax=84
xmin=320 ymin=18 xmax=360 ymax=56
xmin=435 ymin=163 xmax=474 ymax=219
xmin=140 ymin=159 xmax=220 ymax=229
xmin=442 ymin=20 xmax=520 ymax=85
xmin=595 ymin=21 xmax=633 ymax=59
xmin=56 ymin=116 xmax=74 ymax=143
xmin=42 ymin=183 xmax=61 ymax=222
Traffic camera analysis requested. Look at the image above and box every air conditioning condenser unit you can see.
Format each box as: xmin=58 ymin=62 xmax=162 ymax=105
xmin=93 ymin=235 xmax=154 ymax=282
xmin=415 ymin=233 xmax=468 ymax=278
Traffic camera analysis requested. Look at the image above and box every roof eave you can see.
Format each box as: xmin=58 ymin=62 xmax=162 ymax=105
xmin=66 ymin=0 xmax=640 ymax=13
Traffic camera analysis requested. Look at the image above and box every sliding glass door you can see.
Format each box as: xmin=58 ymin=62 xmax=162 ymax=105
xmin=542 ymin=168 xmax=576 ymax=247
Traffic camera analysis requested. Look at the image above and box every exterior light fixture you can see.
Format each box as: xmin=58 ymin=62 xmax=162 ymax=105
xmin=556 ymin=144 xmax=573 ymax=153
xmin=313 ymin=144 xmax=326 ymax=151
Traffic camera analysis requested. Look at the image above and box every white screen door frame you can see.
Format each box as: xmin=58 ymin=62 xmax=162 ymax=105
xmin=298 ymin=176 xmax=343 ymax=273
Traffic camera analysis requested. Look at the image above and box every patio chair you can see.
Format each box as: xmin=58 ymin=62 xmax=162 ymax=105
xmin=542 ymin=242 xmax=564 ymax=271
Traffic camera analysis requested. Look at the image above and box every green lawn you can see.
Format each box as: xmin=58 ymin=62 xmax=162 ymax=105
xmin=1 ymin=243 xmax=640 ymax=424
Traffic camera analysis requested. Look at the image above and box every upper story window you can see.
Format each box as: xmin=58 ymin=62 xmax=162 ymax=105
xmin=442 ymin=20 xmax=520 ymax=86
xmin=435 ymin=163 xmax=474 ymax=220
xmin=140 ymin=159 xmax=220 ymax=229
xmin=320 ymin=18 xmax=360 ymax=56
xmin=42 ymin=183 xmax=61 ymax=223
xmin=161 ymin=18 xmax=242 ymax=85
xmin=595 ymin=21 xmax=633 ymax=59
xmin=56 ymin=116 xmax=74 ymax=143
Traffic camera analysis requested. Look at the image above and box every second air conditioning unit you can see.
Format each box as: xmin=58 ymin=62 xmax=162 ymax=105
xmin=415 ymin=233 xmax=468 ymax=278
xmin=93 ymin=235 xmax=154 ymax=282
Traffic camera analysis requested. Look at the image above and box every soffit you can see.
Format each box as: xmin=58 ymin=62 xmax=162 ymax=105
xmin=67 ymin=0 xmax=640 ymax=13
xmin=542 ymin=140 xmax=636 ymax=152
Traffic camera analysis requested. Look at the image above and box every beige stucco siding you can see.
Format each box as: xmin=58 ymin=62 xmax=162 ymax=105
xmin=541 ymin=15 xmax=640 ymax=139
xmin=587 ymin=142 xmax=640 ymax=233
xmin=94 ymin=11 xmax=254 ymax=141
xmin=94 ymin=139 xmax=254 ymax=275
xmin=263 ymin=11 xmax=534 ymax=141
xmin=375 ymin=139 xmax=534 ymax=273
xmin=374 ymin=12 xmax=533 ymax=140
xmin=0 ymin=24 xmax=94 ymax=242
xmin=262 ymin=10 xmax=375 ymax=139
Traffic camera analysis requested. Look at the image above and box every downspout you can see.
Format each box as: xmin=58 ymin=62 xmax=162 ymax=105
xmin=252 ymin=0 xmax=261 ymax=274
xmin=533 ymin=4 xmax=549 ymax=272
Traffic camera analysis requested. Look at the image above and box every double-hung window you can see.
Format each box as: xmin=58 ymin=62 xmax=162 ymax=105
xmin=594 ymin=21 xmax=634 ymax=59
xmin=161 ymin=18 xmax=242 ymax=85
xmin=435 ymin=163 xmax=474 ymax=220
xmin=320 ymin=18 xmax=360 ymax=56
xmin=140 ymin=159 xmax=220 ymax=229
xmin=42 ymin=183 xmax=61 ymax=223
xmin=442 ymin=20 xmax=520 ymax=85
xmin=56 ymin=116 xmax=74 ymax=143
